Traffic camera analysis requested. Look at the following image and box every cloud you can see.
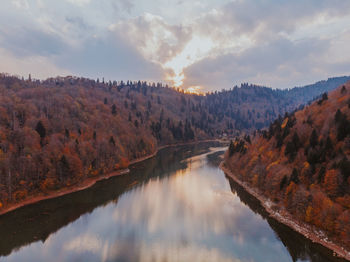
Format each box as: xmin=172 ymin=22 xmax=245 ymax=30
xmin=110 ymin=13 xmax=192 ymax=64
xmin=1 ymin=0 xmax=350 ymax=90
xmin=183 ymin=36 xmax=332 ymax=90
xmin=179 ymin=0 xmax=350 ymax=91
xmin=56 ymin=34 xmax=165 ymax=81
xmin=11 ymin=0 xmax=29 ymax=9
xmin=0 ymin=27 xmax=66 ymax=57
xmin=65 ymin=0 xmax=91 ymax=6
xmin=196 ymin=0 xmax=350 ymax=38
xmin=0 ymin=47 xmax=70 ymax=79
xmin=112 ymin=0 xmax=134 ymax=14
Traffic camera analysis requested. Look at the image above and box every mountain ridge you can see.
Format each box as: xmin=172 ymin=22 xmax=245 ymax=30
xmin=0 ymin=73 xmax=349 ymax=212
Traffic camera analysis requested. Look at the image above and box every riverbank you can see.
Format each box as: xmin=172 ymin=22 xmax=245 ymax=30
xmin=0 ymin=139 xmax=225 ymax=216
xmin=220 ymin=162 xmax=350 ymax=261
xmin=0 ymin=168 xmax=130 ymax=216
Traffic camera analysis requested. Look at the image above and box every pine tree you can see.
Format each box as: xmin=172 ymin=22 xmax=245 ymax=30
xmin=310 ymin=129 xmax=318 ymax=147
xmin=109 ymin=136 xmax=115 ymax=146
xmin=35 ymin=121 xmax=46 ymax=138
xmin=111 ymin=104 xmax=117 ymax=115
xmin=290 ymin=168 xmax=299 ymax=184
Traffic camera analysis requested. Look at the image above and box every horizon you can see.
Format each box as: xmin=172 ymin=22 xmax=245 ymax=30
xmin=1 ymin=0 xmax=350 ymax=92
xmin=2 ymin=71 xmax=349 ymax=94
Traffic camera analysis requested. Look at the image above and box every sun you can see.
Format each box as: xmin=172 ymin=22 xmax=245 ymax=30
xmin=163 ymin=36 xmax=214 ymax=88
xmin=185 ymin=86 xmax=203 ymax=95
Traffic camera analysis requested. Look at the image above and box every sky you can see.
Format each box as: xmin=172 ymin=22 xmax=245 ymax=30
xmin=0 ymin=0 xmax=350 ymax=92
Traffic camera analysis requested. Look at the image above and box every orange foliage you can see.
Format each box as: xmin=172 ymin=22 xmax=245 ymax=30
xmin=281 ymin=117 xmax=288 ymax=129
xmin=336 ymin=196 xmax=350 ymax=209
xmin=13 ymin=190 xmax=28 ymax=202
xmin=115 ymin=157 xmax=130 ymax=170
xmin=252 ymin=174 xmax=259 ymax=187
xmin=323 ymin=170 xmax=338 ymax=198
xmin=224 ymin=82 xmax=350 ymax=248
xmin=305 ymin=205 xmax=313 ymax=223
xmin=40 ymin=178 xmax=57 ymax=192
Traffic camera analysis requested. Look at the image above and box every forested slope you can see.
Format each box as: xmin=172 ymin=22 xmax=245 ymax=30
xmin=0 ymin=73 xmax=348 ymax=210
xmin=224 ymin=83 xmax=350 ymax=249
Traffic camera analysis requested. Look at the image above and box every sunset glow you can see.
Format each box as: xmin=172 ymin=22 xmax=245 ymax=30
xmin=185 ymin=86 xmax=203 ymax=95
xmin=1 ymin=1 xmax=350 ymax=91
xmin=163 ymin=36 xmax=215 ymax=88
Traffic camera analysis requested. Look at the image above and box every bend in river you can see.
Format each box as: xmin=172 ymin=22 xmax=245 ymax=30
xmin=0 ymin=142 xmax=346 ymax=262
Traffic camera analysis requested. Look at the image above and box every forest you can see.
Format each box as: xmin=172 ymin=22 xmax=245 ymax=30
xmin=224 ymin=83 xmax=350 ymax=249
xmin=0 ymin=73 xmax=348 ymax=210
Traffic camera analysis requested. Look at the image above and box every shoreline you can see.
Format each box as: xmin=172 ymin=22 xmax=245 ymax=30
xmin=0 ymin=139 xmax=224 ymax=216
xmin=0 ymin=168 xmax=129 ymax=216
xmin=220 ymin=162 xmax=350 ymax=261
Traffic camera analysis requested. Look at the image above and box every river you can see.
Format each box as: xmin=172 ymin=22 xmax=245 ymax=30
xmin=0 ymin=142 xmax=346 ymax=262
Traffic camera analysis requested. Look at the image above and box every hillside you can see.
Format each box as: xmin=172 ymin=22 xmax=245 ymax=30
xmin=0 ymin=73 xmax=348 ymax=212
xmin=284 ymin=76 xmax=350 ymax=105
xmin=223 ymin=82 xmax=350 ymax=251
xmin=202 ymin=76 xmax=350 ymax=130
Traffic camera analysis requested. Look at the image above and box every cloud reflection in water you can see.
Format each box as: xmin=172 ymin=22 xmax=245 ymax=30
xmin=3 ymin=149 xmax=291 ymax=262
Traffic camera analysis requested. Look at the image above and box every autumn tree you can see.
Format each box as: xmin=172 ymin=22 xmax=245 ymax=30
xmin=111 ymin=104 xmax=117 ymax=115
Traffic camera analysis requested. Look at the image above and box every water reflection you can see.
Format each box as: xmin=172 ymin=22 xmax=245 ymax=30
xmin=226 ymin=177 xmax=347 ymax=262
xmin=0 ymin=143 xmax=346 ymax=262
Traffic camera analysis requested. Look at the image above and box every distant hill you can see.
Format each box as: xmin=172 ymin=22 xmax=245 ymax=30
xmin=224 ymin=82 xmax=350 ymax=250
xmin=284 ymin=76 xmax=350 ymax=104
xmin=204 ymin=76 xmax=350 ymax=130
xmin=0 ymin=73 xmax=349 ymax=210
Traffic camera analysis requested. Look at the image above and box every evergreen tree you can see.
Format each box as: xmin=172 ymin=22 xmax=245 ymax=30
xmin=109 ymin=136 xmax=115 ymax=146
xmin=229 ymin=140 xmax=235 ymax=156
xmin=35 ymin=121 xmax=46 ymax=138
xmin=280 ymin=175 xmax=288 ymax=190
xmin=111 ymin=104 xmax=117 ymax=115
xmin=309 ymin=129 xmax=318 ymax=147
xmin=290 ymin=168 xmax=299 ymax=184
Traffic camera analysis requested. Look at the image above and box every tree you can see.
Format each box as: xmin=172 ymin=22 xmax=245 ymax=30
xmin=339 ymin=157 xmax=350 ymax=182
xmin=324 ymin=169 xmax=338 ymax=198
xmin=35 ymin=121 xmax=46 ymax=138
xmin=111 ymin=104 xmax=117 ymax=115
xmin=318 ymin=92 xmax=328 ymax=105
xmin=310 ymin=129 xmax=318 ymax=147
xmin=325 ymin=135 xmax=333 ymax=152
xmin=341 ymin=85 xmax=346 ymax=94
xmin=290 ymin=168 xmax=299 ymax=184
xmin=335 ymin=109 xmax=343 ymax=123
xmin=280 ymin=175 xmax=288 ymax=190
xmin=58 ymin=155 xmax=70 ymax=181
xmin=318 ymin=166 xmax=326 ymax=183
xmin=184 ymin=121 xmax=194 ymax=141
xmin=285 ymin=133 xmax=300 ymax=161
xmin=335 ymin=111 xmax=350 ymax=141
xmin=229 ymin=140 xmax=235 ymax=156
xmin=109 ymin=136 xmax=116 ymax=146
xmin=322 ymin=92 xmax=328 ymax=101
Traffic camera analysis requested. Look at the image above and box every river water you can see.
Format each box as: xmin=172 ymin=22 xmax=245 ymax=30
xmin=0 ymin=143 xmax=346 ymax=262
